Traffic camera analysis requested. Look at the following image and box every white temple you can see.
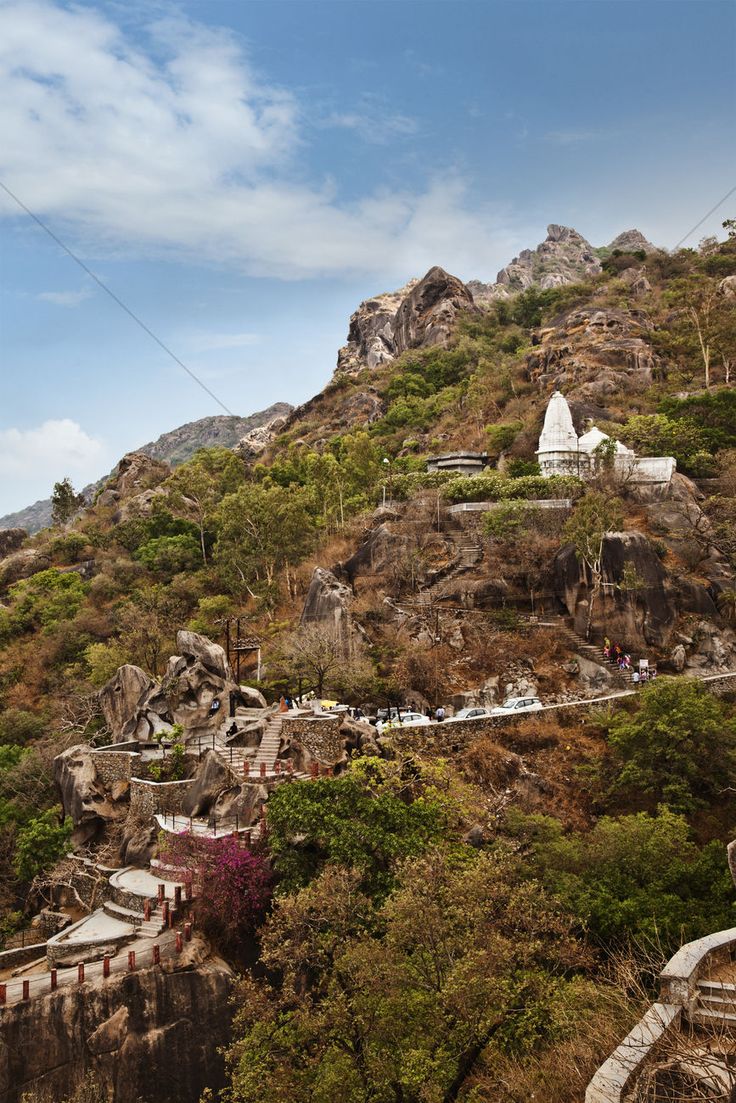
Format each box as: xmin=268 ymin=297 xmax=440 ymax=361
xmin=536 ymin=391 xmax=676 ymax=485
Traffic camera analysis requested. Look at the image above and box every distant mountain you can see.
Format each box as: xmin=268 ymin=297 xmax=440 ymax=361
xmin=0 ymin=403 xmax=293 ymax=534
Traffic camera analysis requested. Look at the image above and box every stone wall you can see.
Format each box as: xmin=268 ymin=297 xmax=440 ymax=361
xmin=0 ymin=943 xmax=47 ymax=970
xmin=90 ymin=750 xmax=141 ymax=786
xmin=129 ymin=778 xmax=191 ymax=818
xmin=281 ymin=715 xmax=343 ymax=765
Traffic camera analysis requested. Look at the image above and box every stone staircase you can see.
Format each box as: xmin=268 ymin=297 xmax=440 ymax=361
xmin=420 ymin=540 xmax=484 ymax=593
xmin=690 ymin=979 xmax=736 ymax=1027
xmin=102 ymin=899 xmax=164 ymax=938
xmin=548 ymin=617 xmax=634 ymax=688
xmin=253 ymin=713 xmax=284 ymax=772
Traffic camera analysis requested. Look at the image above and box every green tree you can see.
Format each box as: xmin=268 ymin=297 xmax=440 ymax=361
xmin=51 ymin=477 xmax=85 ymax=527
xmin=166 ymin=447 xmax=245 ymax=564
xmin=563 ymin=492 xmax=624 ymax=638
xmin=608 ymin=677 xmax=736 ymax=812
xmin=214 ymin=483 xmax=316 ymax=606
xmin=505 ymin=806 xmax=735 ymax=949
xmin=14 ymin=808 xmax=71 ymax=883
xmin=0 ymin=708 xmax=45 ymax=746
xmin=265 ymin=758 xmax=452 ymax=897
xmin=117 ymin=584 xmax=184 ymax=675
xmin=220 ymin=849 xmax=584 ymax=1103
xmin=134 ymin=533 xmax=201 ymax=576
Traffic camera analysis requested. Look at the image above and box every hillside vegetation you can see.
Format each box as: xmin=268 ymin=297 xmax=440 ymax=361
xmin=2 ymin=226 xmax=736 ymax=1103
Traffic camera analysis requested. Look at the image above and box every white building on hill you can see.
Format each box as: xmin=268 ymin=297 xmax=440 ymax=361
xmin=536 ymin=391 xmax=676 ymax=486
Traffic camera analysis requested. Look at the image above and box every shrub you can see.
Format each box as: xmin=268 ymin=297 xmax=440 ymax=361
xmin=134 ymin=533 xmax=201 ymax=576
xmin=13 ymin=808 xmax=71 ymax=883
xmin=0 ymin=708 xmax=45 ymax=746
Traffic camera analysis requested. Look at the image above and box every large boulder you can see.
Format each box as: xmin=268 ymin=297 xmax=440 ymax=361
xmin=301 ymin=567 xmax=355 ymax=653
xmin=99 ymin=665 xmax=158 ymax=740
xmin=392 ymin=266 xmax=478 ymax=354
xmin=54 ymin=744 xmax=129 ymax=841
xmin=176 ymin=631 xmax=231 ymax=680
xmin=0 ymin=547 xmax=51 ymax=589
xmin=555 ymin=531 xmax=677 ymax=649
xmin=0 ymin=528 xmax=26 ymax=559
xmin=336 ymin=279 xmax=417 ymax=374
xmin=180 ymin=751 xmax=233 ymax=818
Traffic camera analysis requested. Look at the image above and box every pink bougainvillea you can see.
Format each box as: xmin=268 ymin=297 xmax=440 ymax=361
xmin=160 ymin=833 xmax=272 ymax=947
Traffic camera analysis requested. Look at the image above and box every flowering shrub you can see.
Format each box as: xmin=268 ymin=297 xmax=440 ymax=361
xmin=160 ymin=832 xmax=272 ymax=948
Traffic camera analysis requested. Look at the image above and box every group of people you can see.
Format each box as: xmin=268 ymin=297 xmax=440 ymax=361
xmin=603 ymin=638 xmax=632 ymax=672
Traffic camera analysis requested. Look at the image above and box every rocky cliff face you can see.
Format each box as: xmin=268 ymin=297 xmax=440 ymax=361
xmin=0 ymin=946 xmax=234 ymax=1103
xmin=469 ymin=224 xmax=603 ymax=303
xmin=336 ymin=267 xmax=477 ymax=376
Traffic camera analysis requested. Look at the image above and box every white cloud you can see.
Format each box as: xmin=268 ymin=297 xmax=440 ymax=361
xmin=0 ymin=0 xmax=527 ymax=281
xmin=37 ymin=287 xmax=93 ymax=307
xmin=0 ymin=419 xmax=105 ymax=479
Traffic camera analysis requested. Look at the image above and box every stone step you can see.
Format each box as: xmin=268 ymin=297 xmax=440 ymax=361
xmin=697 ymin=992 xmax=736 ymax=1014
xmin=699 ymin=980 xmax=736 ymax=995
xmin=103 ymin=900 xmax=163 ymax=936
xmin=688 ymin=1006 xmax=736 ymax=1027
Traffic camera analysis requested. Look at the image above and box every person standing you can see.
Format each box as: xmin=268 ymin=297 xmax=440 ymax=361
xmin=435 ymin=706 xmax=445 ymax=723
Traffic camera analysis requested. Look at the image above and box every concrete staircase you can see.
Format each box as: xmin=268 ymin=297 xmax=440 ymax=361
xmin=103 ymin=899 xmax=164 ymax=938
xmin=690 ymin=980 xmax=736 ymax=1027
xmin=253 ymin=713 xmax=284 ymax=772
xmin=420 ymin=539 xmax=484 ymax=593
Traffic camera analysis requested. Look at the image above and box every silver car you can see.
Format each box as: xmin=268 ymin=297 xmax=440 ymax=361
xmin=446 ymin=706 xmax=495 ymax=722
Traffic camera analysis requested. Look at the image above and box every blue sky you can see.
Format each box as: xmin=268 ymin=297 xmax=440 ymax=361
xmin=1 ymin=0 xmax=734 ymax=515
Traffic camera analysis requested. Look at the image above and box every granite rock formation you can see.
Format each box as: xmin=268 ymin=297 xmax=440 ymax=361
xmin=0 ymin=947 xmax=234 ymax=1103
xmin=54 ymin=744 xmax=130 ymax=845
xmin=301 ymin=567 xmax=355 ymax=653
xmin=336 ymin=267 xmax=476 ymax=375
xmin=99 ymin=632 xmax=252 ymax=741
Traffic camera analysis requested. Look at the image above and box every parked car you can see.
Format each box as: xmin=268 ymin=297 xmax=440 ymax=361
xmin=375 ymin=711 xmax=431 ymax=733
xmin=491 ymin=696 xmax=543 ymax=716
xmin=446 ymin=706 xmax=495 ymax=723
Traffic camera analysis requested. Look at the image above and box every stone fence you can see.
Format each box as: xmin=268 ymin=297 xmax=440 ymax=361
xmin=129 ymin=778 xmax=191 ymax=818
xmin=447 ymin=498 xmax=574 ymax=514
xmin=0 ymin=942 xmax=48 ymax=971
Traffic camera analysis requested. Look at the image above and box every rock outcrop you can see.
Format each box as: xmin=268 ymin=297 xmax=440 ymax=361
xmin=301 ymin=567 xmax=355 ymax=653
xmin=554 ymin=531 xmax=677 ymax=649
xmin=0 ymin=528 xmax=26 ymax=558
xmin=234 ymin=413 xmax=290 ymax=461
xmin=471 ymin=225 xmax=602 ymax=303
xmin=336 ymin=267 xmax=476 ymax=375
xmin=526 ymin=305 xmax=660 ymax=401
xmin=54 ymin=744 xmax=130 ymax=844
xmin=607 ymin=229 xmax=656 ymax=254
xmin=0 ymin=946 xmax=234 ymax=1103
xmin=0 ymin=547 xmax=51 ymax=589
xmin=99 ymin=632 xmax=255 ymax=742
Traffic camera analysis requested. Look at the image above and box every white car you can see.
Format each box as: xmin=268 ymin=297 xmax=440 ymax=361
xmin=491 ymin=696 xmax=543 ymax=716
xmin=375 ymin=711 xmax=431 ymax=733
xmin=446 ymin=706 xmax=495 ymax=722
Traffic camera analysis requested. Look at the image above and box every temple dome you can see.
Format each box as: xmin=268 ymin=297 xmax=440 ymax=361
xmin=577 ymin=426 xmax=634 ymax=455
xmin=537 ymin=391 xmax=578 ymax=453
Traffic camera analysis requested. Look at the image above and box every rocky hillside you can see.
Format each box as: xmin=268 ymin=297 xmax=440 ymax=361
xmin=337 ymin=224 xmax=656 ymax=376
xmin=0 ymin=403 xmax=292 ymax=534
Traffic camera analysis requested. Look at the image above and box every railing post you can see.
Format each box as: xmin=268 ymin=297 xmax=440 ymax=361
xmin=50 ymin=969 xmax=58 ymax=991
xmin=22 ymin=980 xmax=30 ymax=1000
xmin=0 ymin=983 xmax=6 ymax=1005
xmin=162 ymin=900 xmax=169 ymax=926
xmin=176 ymin=932 xmax=183 ymax=953
xmin=168 ymin=908 xmax=175 ymax=930
xmin=184 ymin=922 xmax=193 ymax=942
xmin=128 ymin=951 xmax=136 ymax=972
xmin=78 ymin=963 xmax=85 ymax=984
xmin=157 ymin=883 xmax=165 ymax=905
xmin=153 ymin=944 xmax=160 ymax=966
xmin=287 ymin=758 xmax=294 ymax=774
xmin=144 ymin=899 xmax=151 ymax=921
xmin=174 ymin=885 xmax=182 ymax=909
xmin=103 ymin=957 xmax=110 ymax=978
xmin=185 ymin=880 xmax=192 ymax=902
xmin=274 ymin=759 xmax=282 ymax=774
xmin=259 ymin=762 xmax=266 ymax=779
xmin=243 ymin=761 xmax=250 ymax=778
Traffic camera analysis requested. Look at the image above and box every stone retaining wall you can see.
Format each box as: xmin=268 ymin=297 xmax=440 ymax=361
xmin=281 ymin=715 xmax=343 ymax=765
xmin=90 ymin=749 xmax=141 ymax=785
xmin=130 ymin=777 xmax=191 ymax=817
xmin=0 ymin=943 xmax=47 ymax=970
